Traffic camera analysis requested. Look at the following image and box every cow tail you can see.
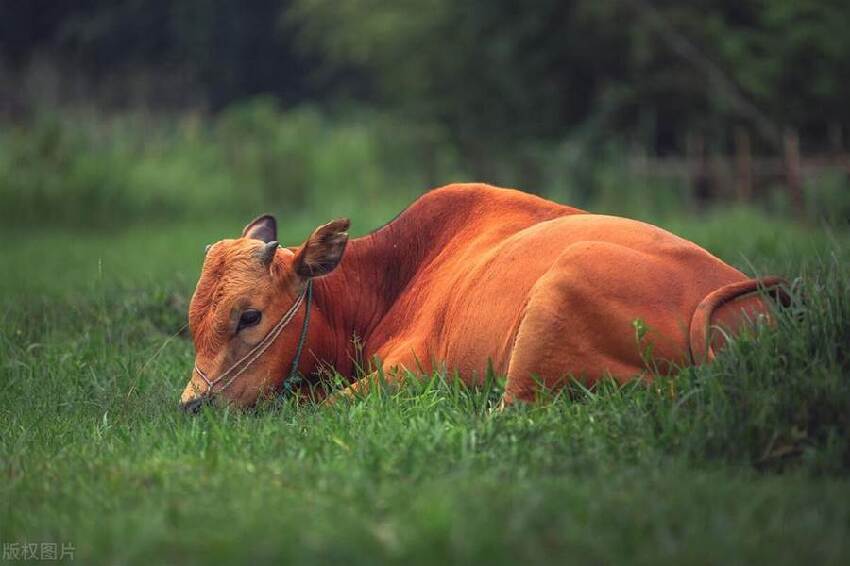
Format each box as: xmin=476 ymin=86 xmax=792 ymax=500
xmin=689 ymin=276 xmax=788 ymax=364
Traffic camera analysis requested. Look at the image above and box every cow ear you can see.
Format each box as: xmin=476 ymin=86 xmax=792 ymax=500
xmin=242 ymin=214 xmax=277 ymax=243
xmin=293 ymin=218 xmax=350 ymax=278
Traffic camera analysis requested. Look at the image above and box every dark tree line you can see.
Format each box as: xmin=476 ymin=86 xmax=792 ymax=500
xmin=292 ymin=0 xmax=850 ymax=153
xmin=0 ymin=0 xmax=319 ymax=108
xmin=2 ymin=0 xmax=849 ymax=153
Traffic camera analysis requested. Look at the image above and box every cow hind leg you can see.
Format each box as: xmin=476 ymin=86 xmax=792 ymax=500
xmin=502 ymin=293 xmax=645 ymax=404
xmin=501 ymin=241 xmax=700 ymax=404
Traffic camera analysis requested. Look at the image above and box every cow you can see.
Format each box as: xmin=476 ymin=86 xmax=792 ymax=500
xmin=179 ymin=183 xmax=783 ymax=411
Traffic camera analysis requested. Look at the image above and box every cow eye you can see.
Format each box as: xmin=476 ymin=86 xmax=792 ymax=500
xmin=238 ymin=309 xmax=262 ymax=331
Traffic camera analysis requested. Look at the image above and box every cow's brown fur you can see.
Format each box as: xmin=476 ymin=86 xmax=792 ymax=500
xmin=180 ymin=183 xmax=783 ymax=408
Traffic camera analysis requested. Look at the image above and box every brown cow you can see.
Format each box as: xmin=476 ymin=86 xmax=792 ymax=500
xmin=179 ymin=183 xmax=782 ymax=410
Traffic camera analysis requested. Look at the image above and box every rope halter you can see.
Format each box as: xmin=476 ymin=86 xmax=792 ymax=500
xmin=193 ymin=280 xmax=313 ymax=398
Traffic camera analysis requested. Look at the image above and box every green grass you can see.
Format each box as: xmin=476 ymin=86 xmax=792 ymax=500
xmin=2 ymin=198 xmax=849 ymax=565
xmin=0 ymin=102 xmax=450 ymax=232
xmin=1 ymin=101 xmax=849 ymax=565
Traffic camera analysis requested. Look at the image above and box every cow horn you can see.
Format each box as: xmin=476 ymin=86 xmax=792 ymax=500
xmin=259 ymin=241 xmax=278 ymax=266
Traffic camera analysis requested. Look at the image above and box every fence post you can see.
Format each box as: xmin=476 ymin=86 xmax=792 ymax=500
xmin=687 ymin=132 xmax=709 ymax=208
xmin=783 ymin=129 xmax=805 ymax=220
xmin=828 ymin=122 xmax=850 ymax=176
xmin=828 ymin=122 xmax=844 ymax=155
xmin=735 ymin=128 xmax=752 ymax=202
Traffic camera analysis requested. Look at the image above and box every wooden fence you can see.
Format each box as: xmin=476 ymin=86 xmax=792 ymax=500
xmin=627 ymin=131 xmax=850 ymax=217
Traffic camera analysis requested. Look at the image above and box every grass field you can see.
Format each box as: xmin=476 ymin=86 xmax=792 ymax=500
xmin=1 ymin=108 xmax=849 ymax=564
xmin=2 ymin=193 xmax=849 ymax=565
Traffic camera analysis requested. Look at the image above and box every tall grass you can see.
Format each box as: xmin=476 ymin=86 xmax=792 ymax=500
xmin=0 ymin=100 xmax=452 ymax=230
xmin=4 ymin=99 xmax=848 ymax=233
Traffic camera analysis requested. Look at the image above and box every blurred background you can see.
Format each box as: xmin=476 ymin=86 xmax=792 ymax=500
xmin=1 ymin=0 xmax=849 ymax=297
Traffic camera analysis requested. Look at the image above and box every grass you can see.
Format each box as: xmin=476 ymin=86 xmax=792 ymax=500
xmin=2 ymin=201 xmax=849 ymax=565
xmin=1 ymin=104 xmax=849 ymax=564
xmin=0 ymin=102 xmax=448 ymax=231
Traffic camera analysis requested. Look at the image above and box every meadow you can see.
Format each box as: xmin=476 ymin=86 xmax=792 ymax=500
xmin=1 ymin=106 xmax=850 ymax=565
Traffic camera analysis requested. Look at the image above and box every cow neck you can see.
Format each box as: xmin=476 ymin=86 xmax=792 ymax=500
xmin=299 ymin=187 xmax=514 ymax=376
xmin=306 ymin=213 xmax=443 ymax=376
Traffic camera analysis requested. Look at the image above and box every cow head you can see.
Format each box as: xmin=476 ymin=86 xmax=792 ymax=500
xmin=179 ymin=214 xmax=350 ymax=411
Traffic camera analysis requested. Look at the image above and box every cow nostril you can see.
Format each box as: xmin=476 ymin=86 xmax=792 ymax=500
xmin=180 ymin=396 xmax=208 ymax=414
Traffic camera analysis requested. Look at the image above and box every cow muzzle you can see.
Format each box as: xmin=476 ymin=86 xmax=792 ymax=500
xmin=179 ymin=380 xmax=209 ymax=414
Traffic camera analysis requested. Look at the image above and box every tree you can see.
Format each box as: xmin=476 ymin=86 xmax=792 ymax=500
xmin=291 ymin=0 xmax=850 ymax=152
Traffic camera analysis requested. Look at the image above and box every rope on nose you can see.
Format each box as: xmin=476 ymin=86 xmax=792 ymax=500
xmin=194 ymin=280 xmax=313 ymax=397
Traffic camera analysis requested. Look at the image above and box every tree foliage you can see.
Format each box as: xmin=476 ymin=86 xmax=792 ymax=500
xmin=292 ymin=0 xmax=850 ymax=151
xmin=2 ymin=0 xmax=849 ymax=151
xmin=0 ymin=0 xmax=314 ymax=107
